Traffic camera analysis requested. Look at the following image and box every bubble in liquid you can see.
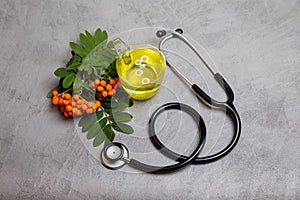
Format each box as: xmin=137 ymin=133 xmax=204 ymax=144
xmin=135 ymin=59 xmax=141 ymax=65
xmin=142 ymin=77 xmax=150 ymax=84
xmin=135 ymin=69 xmax=143 ymax=76
xmin=141 ymin=55 xmax=149 ymax=63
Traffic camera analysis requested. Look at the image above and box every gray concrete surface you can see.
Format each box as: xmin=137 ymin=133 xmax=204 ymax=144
xmin=0 ymin=0 xmax=300 ymax=199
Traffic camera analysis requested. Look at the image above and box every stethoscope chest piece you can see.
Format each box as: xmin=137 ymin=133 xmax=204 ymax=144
xmin=101 ymin=142 xmax=129 ymax=170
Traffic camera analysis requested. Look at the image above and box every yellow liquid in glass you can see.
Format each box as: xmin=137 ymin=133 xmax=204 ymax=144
xmin=116 ymin=48 xmax=166 ymax=100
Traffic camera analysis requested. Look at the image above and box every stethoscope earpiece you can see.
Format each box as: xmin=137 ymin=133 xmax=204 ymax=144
xmin=100 ymin=142 xmax=129 ymax=170
xmin=175 ymin=28 xmax=183 ymax=34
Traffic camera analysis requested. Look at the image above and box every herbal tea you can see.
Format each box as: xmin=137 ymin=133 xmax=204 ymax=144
xmin=116 ymin=47 xmax=166 ymax=100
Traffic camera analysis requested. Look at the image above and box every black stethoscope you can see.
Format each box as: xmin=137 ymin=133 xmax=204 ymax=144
xmin=100 ymin=28 xmax=241 ymax=174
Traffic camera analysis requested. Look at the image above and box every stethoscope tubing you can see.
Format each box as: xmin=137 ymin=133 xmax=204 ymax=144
xmin=149 ymin=103 xmax=241 ymax=164
xmin=126 ymin=102 xmax=207 ymax=174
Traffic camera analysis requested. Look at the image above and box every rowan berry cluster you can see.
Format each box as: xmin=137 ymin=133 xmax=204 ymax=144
xmin=90 ymin=78 xmax=122 ymax=100
xmin=51 ymin=90 xmax=101 ymax=118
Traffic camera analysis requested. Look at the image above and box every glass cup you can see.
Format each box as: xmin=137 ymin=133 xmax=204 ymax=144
xmin=114 ymin=38 xmax=166 ymax=100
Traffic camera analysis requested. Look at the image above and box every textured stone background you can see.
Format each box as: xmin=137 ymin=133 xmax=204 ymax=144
xmin=0 ymin=0 xmax=299 ymax=199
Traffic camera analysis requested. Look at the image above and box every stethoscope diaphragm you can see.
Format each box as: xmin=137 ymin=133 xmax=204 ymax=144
xmin=101 ymin=142 xmax=129 ymax=170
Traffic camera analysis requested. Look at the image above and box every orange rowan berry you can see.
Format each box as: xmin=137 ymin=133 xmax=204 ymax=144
xmin=77 ymin=100 xmax=83 ymax=105
xmin=106 ymin=84 xmax=112 ymax=91
xmin=58 ymin=98 xmax=63 ymax=106
xmin=52 ymin=90 xmax=58 ymax=97
xmin=52 ymin=96 xmax=59 ymax=105
xmin=97 ymin=86 xmax=104 ymax=92
xmin=77 ymin=110 xmax=83 ymax=116
xmin=68 ymin=111 xmax=73 ymax=116
xmin=72 ymin=107 xmax=78 ymax=113
xmin=61 ymin=94 xmax=65 ymax=99
xmin=86 ymin=108 xmax=93 ymax=114
xmin=60 ymin=106 xmax=66 ymax=112
xmin=66 ymin=105 xmax=72 ymax=112
xmin=102 ymin=90 xmax=108 ymax=98
xmin=100 ymin=80 xmax=106 ymax=86
xmin=95 ymin=100 xmax=101 ymax=108
xmin=109 ymin=79 xmax=116 ymax=86
xmin=87 ymin=102 xmax=93 ymax=108
xmin=81 ymin=104 xmax=88 ymax=111
xmin=71 ymin=101 xmax=76 ymax=106
xmin=93 ymin=104 xmax=98 ymax=110
xmin=64 ymin=93 xmax=71 ymax=100
xmin=63 ymin=111 xmax=69 ymax=118
xmin=63 ymin=100 xmax=69 ymax=106
xmin=94 ymin=79 xmax=100 ymax=85
xmin=73 ymin=94 xmax=80 ymax=101
xmin=108 ymin=91 xmax=113 ymax=96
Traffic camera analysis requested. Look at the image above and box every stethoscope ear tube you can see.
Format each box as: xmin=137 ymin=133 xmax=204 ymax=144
xmin=152 ymin=28 xmax=241 ymax=164
xmin=214 ymin=73 xmax=234 ymax=103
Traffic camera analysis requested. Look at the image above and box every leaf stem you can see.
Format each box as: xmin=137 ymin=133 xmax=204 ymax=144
xmin=58 ymin=88 xmax=72 ymax=96
xmin=100 ymin=106 xmax=113 ymax=126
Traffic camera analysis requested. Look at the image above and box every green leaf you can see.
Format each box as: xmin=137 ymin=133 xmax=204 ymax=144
xmin=70 ymin=42 xmax=87 ymax=58
xmin=83 ymin=64 xmax=90 ymax=71
xmin=102 ymin=62 xmax=118 ymax=79
xmin=62 ymin=73 xmax=76 ymax=88
xmin=47 ymin=85 xmax=59 ymax=98
xmin=77 ymin=64 xmax=88 ymax=71
xmin=107 ymin=41 xmax=114 ymax=48
xmin=101 ymin=97 xmax=119 ymax=109
xmin=105 ymin=103 xmax=128 ymax=114
xmin=82 ymin=82 xmax=94 ymax=93
xmin=87 ymin=67 xmax=92 ymax=75
xmin=66 ymin=62 xmax=81 ymax=70
xmin=128 ymin=99 xmax=134 ymax=107
xmin=79 ymin=113 xmax=95 ymax=127
xmin=98 ymin=48 xmax=117 ymax=64
xmin=99 ymin=118 xmax=107 ymax=128
xmin=73 ymin=77 xmax=82 ymax=91
xmin=80 ymin=33 xmax=94 ymax=52
xmin=87 ymin=120 xmax=105 ymax=139
xmin=66 ymin=55 xmax=81 ymax=67
xmin=103 ymin=125 xmax=115 ymax=142
xmin=87 ymin=122 xmax=102 ymax=139
xmin=90 ymin=52 xmax=107 ymax=66
xmin=112 ymin=122 xmax=134 ymax=134
xmin=94 ymin=28 xmax=108 ymax=46
xmin=111 ymin=112 xmax=133 ymax=122
xmin=54 ymin=68 xmax=70 ymax=77
xmin=96 ymin=110 xmax=103 ymax=119
xmin=93 ymin=67 xmax=99 ymax=77
xmin=82 ymin=119 xmax=97 ymax=132
xmin=85 ymin=30 xmax=94 ymax=43
xmin=93 ymin=133 xmax=105 ymax=147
